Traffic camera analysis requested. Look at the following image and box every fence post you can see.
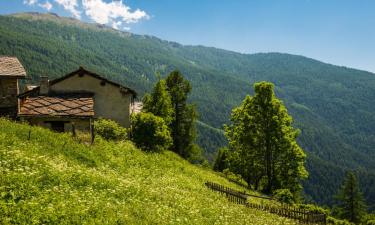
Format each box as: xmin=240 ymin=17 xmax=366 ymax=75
xmin=72 ymin=122 xmax=76 ymax=137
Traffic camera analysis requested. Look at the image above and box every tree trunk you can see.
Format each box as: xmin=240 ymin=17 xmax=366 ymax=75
xmin=265 ymin=139 xmax=273 ymax=194
xmin=264 ymin=117 xmax=273 ymax=194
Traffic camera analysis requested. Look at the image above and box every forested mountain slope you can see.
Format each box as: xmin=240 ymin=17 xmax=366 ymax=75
xmin=0 ymin=12 xmax=374 ymax=208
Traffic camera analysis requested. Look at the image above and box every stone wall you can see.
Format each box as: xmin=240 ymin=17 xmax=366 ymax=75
xmin=23 ymin=117 xmax=91 ymax=132
xmin=0 ymin=78 xmax=18 ymax=108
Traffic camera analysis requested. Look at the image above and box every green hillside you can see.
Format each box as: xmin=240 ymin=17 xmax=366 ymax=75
xmin=0 ymin=118 xmax=299 ymax=224
xmin=1 ymin=12 xmax=375 ymax=208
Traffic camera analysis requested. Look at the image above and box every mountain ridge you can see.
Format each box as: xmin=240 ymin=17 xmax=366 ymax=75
xmin=10 ymin=11 xmax=375 ymax=75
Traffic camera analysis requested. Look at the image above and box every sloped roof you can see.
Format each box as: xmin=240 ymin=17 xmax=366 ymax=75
xmin=19 ymin=93 xmax=94 ymax=118
xmin=0 ymin=56 xmax=26 ymax=77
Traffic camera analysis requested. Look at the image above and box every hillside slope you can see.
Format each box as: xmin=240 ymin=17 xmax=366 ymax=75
xmin=0 ymin=13 xmax=375 ymax=207
xmin=0 ymin=119 xmax=298 ymax=224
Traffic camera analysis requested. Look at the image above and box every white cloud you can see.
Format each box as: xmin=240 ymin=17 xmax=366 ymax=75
xmin=54 ymin=0 xmax=81 ymax=19
xmin=82 ymin=0 xmax=149 ymax=29
xmin=24 ymin=0 xmax=38 ymax=5
xmin=23 ymin=0 xmax=149 ymax=30
xmin=39 ymin=1 xmax=53 ymax=11
xmin=111 ymin=20 xmax=122 ymax=29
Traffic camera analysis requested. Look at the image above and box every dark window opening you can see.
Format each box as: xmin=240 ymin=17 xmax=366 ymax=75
xmin=49 ymin=121 xmax=65 ymax=132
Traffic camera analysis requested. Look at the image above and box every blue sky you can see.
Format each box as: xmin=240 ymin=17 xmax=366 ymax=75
xmin=1 ymin=0 xmax=375 ymax=73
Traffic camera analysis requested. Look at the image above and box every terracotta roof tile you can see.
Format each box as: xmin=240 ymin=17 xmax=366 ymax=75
xmin=19 ymin=95 xmax=94 ymax=117
xmin=0 ymin=56 xmax=26 ymax=77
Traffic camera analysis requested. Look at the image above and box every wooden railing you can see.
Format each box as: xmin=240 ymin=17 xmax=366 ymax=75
xmin=205 ymin=181 xmax=326 ymax=225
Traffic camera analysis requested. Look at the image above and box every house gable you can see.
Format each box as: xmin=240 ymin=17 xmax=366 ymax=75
xmin=50 ymin=67 xmax=136 ymax=97
xmin=48 ymin=68 xmax=134 ymax=128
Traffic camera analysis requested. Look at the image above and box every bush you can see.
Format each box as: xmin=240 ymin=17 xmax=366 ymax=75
xmin=363 ymin=214 xmax=375 ymax=225
xmin=213 ymin=147 xmax=229 ymax=172
xmin=131 ymin=112 xmax=172 ymax=152
xmin=295 ymin=203 xmax=330 ymax=214
xmin=273 ymin=189 xmax=294 ymax=204
xmin=222 ymin=169 xmax=248 ymax=187
xmin=327 ymin=216 xmax=353 ymax=225
xmin=94 ymin=118 xmax=127 ymax=141
xmin=187 ymin=144 xmax=205 ymax=164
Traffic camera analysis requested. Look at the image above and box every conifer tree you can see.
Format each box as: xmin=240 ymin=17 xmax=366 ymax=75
xmin=165 ymin=70 xmax=197 ymax=159
xmin=225 ymin=82 xmax=308 ymax=197
xmin=335 ymin=171 xmax=367 ymax=224
xmin=142 ymin=77 xmax=174 ymax=125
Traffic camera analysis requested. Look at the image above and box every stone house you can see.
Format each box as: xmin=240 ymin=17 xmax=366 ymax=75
xmin=17 ymin=66 xmax=137 ymax=133
xmin=0 ymin=56 xmax=27 ymax=118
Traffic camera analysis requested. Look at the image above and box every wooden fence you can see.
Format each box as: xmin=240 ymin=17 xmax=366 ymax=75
xmin=205 ymin=181 xmax=326 ymax=225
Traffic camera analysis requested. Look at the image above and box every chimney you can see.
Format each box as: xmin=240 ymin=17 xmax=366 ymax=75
xmin=39 ymin=76 xmax=49 ymax=95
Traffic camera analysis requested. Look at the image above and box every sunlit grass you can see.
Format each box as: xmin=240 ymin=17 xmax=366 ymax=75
xmin=0 ymin=118 xmax=298 ymax=224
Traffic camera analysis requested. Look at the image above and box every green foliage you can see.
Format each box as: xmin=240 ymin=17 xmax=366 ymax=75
xmin=143 ymin=73 xmax=203 ymax=163
xmin=94 ymin=118 xmax=127 ymax=141
xmin=0 ymin=118 xmax=301 ymax=224
xmin=274 ymin=189 xmax=294 ymax=204
xmin=327 ymin=217 xmax=353 ymax=225
xmin=295 ymin=203 xmax=330 ymax=215
xmin=213 ymin=147 xmax=229 ymax=172
xmin=334 ymin=171 xmax=367 ymax=224
xmin=142 ymin=78 xmax=174 ymax=125
xmin=131 ymin=112 xmax=172 ymax=152
xmin=362 ymin=214 xmax=375 ymax=225
xmin=186 ymin=143 xmax=205 ymax=164
xmin=196 ymin=121 xmax=227 ymax=161
xmin=165 ymin=70 xmax=198 ymax=159
xmin=222 ymin=169 xmax=248 ymax=187
xmin=225 ymin=82 xmax=308 ymax=198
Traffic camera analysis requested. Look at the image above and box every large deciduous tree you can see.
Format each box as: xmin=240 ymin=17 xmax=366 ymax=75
xmin=334 ymin=171 xmax=367 ymax=224
xmin=225 ymin=81 xmax=308 ymax=198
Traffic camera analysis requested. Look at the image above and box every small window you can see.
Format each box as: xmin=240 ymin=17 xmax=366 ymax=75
xmin=49 ymin=121 xmax=65 ymax=132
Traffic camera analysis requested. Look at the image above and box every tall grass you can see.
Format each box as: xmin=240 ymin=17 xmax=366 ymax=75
xmin=0 ymin=118 xmax=298 ymax=224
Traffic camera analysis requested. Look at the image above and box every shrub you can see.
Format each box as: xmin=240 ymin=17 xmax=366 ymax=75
xmin=295 ymin=203 xmax=330 ymax=215
xmin=363 ymin=214 xmax=375 ymax=225
xmin=94 ymin=118 xmax=127 ymax=141
xmin=222 ymin=169 xmax=248 ymax=187
xmin=327 ymin=216 xmax=353 ymax=225
xmin=273 ymin=189 xmax=294 ymax=204
xmin=131 ymin=112 xmax=172 ymax=152
xmin=213 ymin=147 xmax=229 ymax=172
xmin=187 ymin=144 xmax=205 ymax=164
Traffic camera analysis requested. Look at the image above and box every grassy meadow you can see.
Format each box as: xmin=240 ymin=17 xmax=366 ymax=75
xmin=0 ymin=118 xmax=298 ymax=224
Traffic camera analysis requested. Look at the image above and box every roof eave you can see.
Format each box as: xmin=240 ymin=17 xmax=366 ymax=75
xmin=0 ymin=74 xmax=27 ymax=78
xmin=18 ymin=115 xmax=94 ymax=119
